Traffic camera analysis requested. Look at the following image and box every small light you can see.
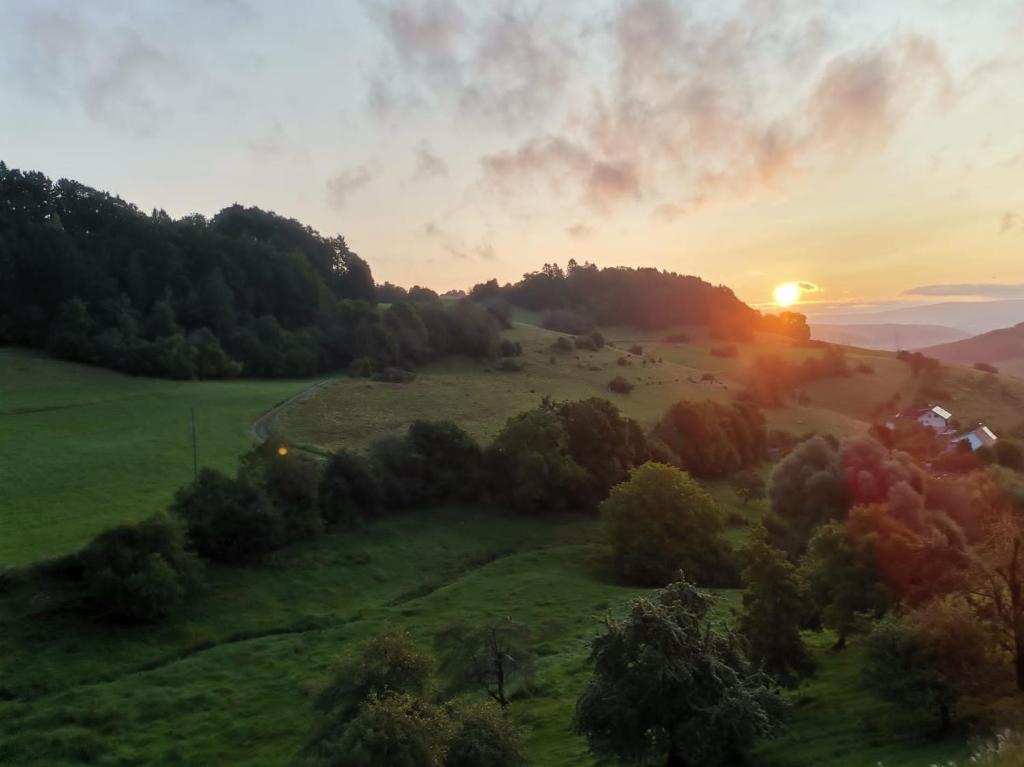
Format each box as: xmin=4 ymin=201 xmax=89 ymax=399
xmin=277 ymin=445 xmax=289 ymax=456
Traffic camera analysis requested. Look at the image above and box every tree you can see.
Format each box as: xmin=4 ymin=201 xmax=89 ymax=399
xmin=732 ymin=469 xmax=765 ymax=505
xmin=320 ymin=449 xmax=382 ymax=527
xmin=445 ymin=700 xmax=526 ymax=767
xmin=407 ymin=420 xmax=484 ymax=503
xmin=767 ymin=436 xmax=846 ymax=556
xmin=435 ymin=618 xmax=534 ymax=709
xmin=573 ymin=576 xmax=784 ymax=767
xmin=738 ymin=533 xmax=813 ymax=686
xmin=316 ymin=692 xmax=453 ymax=767
xmin=485 ymin=409 xmax=587 ymax=513
xmin=862 ymin=615 xmax=957 ymax=733
xmin=651 ymin=400 xmax=766 ymax=479
xmin=77 ymin=513 xmax=202 ymax=622
xmin=800 ymin=522 xmax=887 ymax=649
xmin=554 ymin=398 xmax=650 ymax=505
xmin=171 ymin=468 xmax=285 ymax=563
xmin=242 ymin=439 xmax=324 ymax=542
xmin=48 ymin=297 xmax=95 ymax=362
xmin=601 ymin=462 xmax=732 ymax=587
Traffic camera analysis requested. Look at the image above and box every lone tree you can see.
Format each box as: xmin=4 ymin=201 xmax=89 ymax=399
xmin=601 ymin=462 xmax=732 ymax=587
xmin=738 ymin=532 xmax=813 ymax=686
xmin=573 ymin=575 xmax=784 ymax=767
xmin=435 ymin=617 xmax=534 ymax=709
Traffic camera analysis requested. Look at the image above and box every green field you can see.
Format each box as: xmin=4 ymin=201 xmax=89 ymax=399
xmin=1 ymin=328 xmax=1001 ymax=766
xmin=0 ymin=348 xmax=318 ymax=566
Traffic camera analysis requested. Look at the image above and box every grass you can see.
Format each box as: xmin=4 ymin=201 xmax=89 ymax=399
xmin=0 ymin=348 xmax=319 ymax=566
xmin=6 ymin=321 xmax=1015 ymax=766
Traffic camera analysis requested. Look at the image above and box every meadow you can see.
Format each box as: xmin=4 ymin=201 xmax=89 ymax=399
xmin=0 ymin=348 xmax=318 ymax=566
xmin=3 ymin=323 xmax=1008 ymax=766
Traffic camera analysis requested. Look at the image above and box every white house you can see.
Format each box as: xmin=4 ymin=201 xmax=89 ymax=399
xmin=951 ymin=424 xmax=999 ymax=452
xmin=917 ymin=405 xmax=953 ymax=433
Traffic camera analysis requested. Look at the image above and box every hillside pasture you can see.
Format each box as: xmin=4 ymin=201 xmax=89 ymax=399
xmin=0 ymin=348 xmax=317 ymax=566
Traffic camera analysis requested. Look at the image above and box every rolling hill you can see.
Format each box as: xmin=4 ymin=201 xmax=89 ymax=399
xmin=806 ymin=299 xmax=1024 ymax=335
xmin=810 ymin=322 xmax=968 ymax=351
xmin=922 ymin=322 xmax=1024 ymax=376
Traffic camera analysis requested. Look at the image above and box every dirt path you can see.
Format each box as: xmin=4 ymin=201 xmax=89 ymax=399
xmin=249 ymin=377 xmax=340 ymax=443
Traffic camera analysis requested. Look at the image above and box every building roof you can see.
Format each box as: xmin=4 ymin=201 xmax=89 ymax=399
xmin=979 ymin=425 xmax=998 ymax=442
xmin=930 ymin=405 xmax=952 ymax=421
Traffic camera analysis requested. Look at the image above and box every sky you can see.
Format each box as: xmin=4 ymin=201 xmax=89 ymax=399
xmin=2 ymin=0 xmax=1024 ymax=310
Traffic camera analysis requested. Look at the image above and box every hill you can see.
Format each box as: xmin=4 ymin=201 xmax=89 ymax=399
xmin=810 ymin=322 xmax=968 ymax=351
xmin=807 ymin=299 xmax=1024 ymax=335
xmin=921 ymin=322 xmax=1024 ymax=376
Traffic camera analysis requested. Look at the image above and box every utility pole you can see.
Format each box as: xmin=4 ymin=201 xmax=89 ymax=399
xmin=190 ymin=407 xmax=198 ymax=480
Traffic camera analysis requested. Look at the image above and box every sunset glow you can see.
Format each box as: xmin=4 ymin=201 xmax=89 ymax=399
xmin=773 ymin=282 xmax=802 ymax=308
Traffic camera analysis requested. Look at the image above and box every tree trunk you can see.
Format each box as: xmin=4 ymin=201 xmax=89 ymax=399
xmin=832 ymin=632 xmax=847 ymax=651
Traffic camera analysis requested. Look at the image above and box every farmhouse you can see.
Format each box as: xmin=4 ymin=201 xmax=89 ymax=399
xmin=917 ymin=405 xmax=953 ymax=433
xmin=951 ymin=424 xmax=999 ymax=452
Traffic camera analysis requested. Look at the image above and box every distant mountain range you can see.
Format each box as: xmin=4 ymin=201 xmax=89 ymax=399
xmin=920 ymin=322 xmax=1024 ymax=376
xmin=811 ymin=323 xmax=969 ymax=351
xmin=806 ymin=299 xmax=1024 ymax=336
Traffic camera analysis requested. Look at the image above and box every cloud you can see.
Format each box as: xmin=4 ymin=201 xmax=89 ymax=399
xmin=478 ymin=2 xmax=954 ymax=215
xmin=19 ymin=12 xmax=185 ymax=137
xmin=566 ymin=223 xmax=592 ymax=239
xmin=1000 ymin=210 xmax=1018 ymax=233
xmin=797 ymin=281 xmax=821 ymax=293
xmin=412 ymin=142 xmax=449 ymax=180
xmin=365 ymin=1 xmax=573 ymax=128
xmin=902 ymin=283 xmax=1024 ymax=299
xmin=422 ymin=220 xmax=495 ymax=260
xmin=326 ymin=165 xmax=374 ymax=209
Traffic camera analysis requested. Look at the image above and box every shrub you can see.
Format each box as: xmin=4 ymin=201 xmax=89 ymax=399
xmin=446 ymin=701 xmax=527 ymax=767
xmin=628 ymin=344 xmax=643 ymax=356
xmin=975 ymin=361 xmax=999 ymax=374
xmin=171 ymin=468 xmax=285 ymax=564
xmin=856 ymin=362 xmax=875 ymax=374
xmin=320 ymin=449 xmax=382 ymax=527
xmin=77 ymin=513 xmax=201 ymax=622
xmin=616 ymin=356 xmax=631 ymax=367
xmin=497 ymin=358 xmax=524 ymax=372
xmin=608 ymin=375 xmax=634 ymax=394
xmin=498 ymin=339 xmax=522 ymax=357
xmin=242 ymin=440 xmax=324 ymax=542
xmin=542 ymin=308 xmax=592 ymax=335
xmin=372 ymin=367 xmax=416 ymax=383
xmin=552 ymin=336 xmax=574 ymax=353
xmin=711 ymin=344 xmax=738 ymax=358
xmin=664 ymin=331 xmax=690 ymax=343
xmin=407 ymin=420 xmax=484 ymax=502
xmin=601 ymin=462 xmax=733 ymax=587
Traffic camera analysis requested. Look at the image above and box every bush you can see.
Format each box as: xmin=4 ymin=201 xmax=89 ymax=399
xmin=552 ymin=336 xmax=574 ymax=353
xmin=542 ymin=308 xmax=592 ymax=335
xmin=77 ymin=513 xmax=201 ymax=622
xmin=407 ymin=420 xmax=484 ymax=502
xmin=446 ymin=701 xmax=527 ymax=767
xmin=171 ymin=468 xmax=285 ymax=563
xmin=664 ymin=331 xmax=690 ymax=343
xmin=975 ymin=361 xmax=999 ymax=374
xmin=320 ymin=449 xmax=382 ymax=527
xmin=711 ymin=344 xmax=738 ymax=358
xmin=616 ymin=356 xmax=631 ymax=367
xmin=498 ymin=339 xmax=522 ymax=357
xmin=242 ymin=440 xmax=324 ymax=542
xmin=372 ymin=367 xmax=416 ymax=383
xmin=497 ymin=358 xmax=524 ymax=372
xmin=601 ymin=462 xmax=733 ymax=587
xmin=608 ymin=376 xmax=634 ymax=394
xmin=856 ymin=362 xmax=875 ymax=374
xmin=628 ymin=344 xmax=643 ymax=356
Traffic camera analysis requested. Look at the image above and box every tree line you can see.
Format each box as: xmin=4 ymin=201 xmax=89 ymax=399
xmin=469 ymin=261 xmax=811 ymax=341
xmin=0 ymin=163 xmax=502 ymax=379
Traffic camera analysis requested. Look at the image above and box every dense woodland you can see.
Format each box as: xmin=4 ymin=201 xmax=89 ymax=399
xmin=0 ymin=163 xmax=499 ymax=379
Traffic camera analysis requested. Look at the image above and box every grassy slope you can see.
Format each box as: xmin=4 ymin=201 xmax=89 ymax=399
xmin=0 ymin=348 xmax=318 ymax=566
xmin=5 ymin=325 xmax=1012 ymax=766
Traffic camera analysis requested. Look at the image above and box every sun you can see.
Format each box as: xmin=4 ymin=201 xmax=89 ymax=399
xmin=773 ymin=282 xmax=801 ymax=307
